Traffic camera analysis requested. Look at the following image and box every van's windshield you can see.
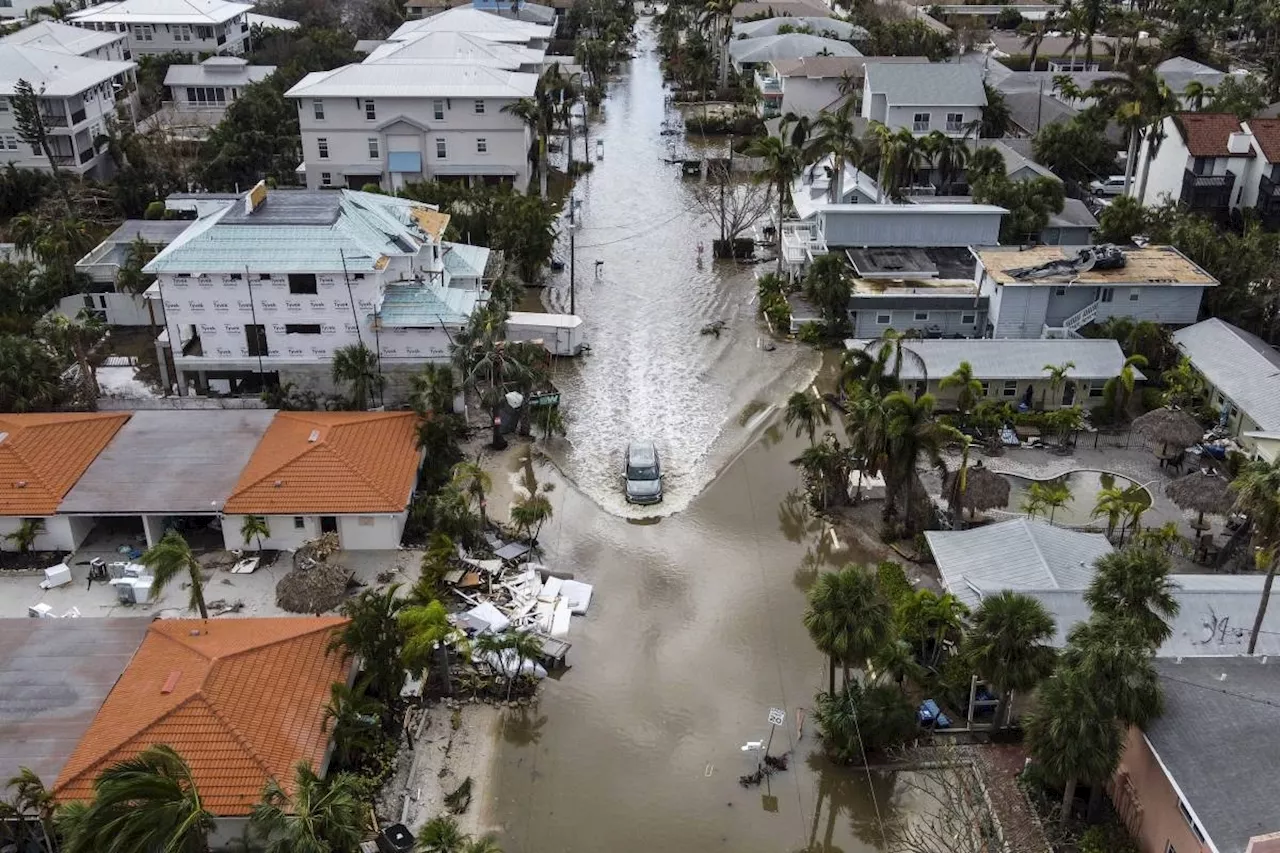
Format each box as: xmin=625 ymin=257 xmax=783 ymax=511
xmin=627 ymin=464 xmax=659 ymax=481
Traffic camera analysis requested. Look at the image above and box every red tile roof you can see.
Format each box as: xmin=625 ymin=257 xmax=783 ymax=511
xmin=1250 ymin=118 xmax=1280 ymax=163
xmin=0 ymin=413 xmax=129 ymax=516
xmin=223 ymin=412 xmax=420 ymax=515
xmin=1174 ymin=113 xmax=1254 ymax=158
xmin=53 ymin=617 xmax=351 ymax=816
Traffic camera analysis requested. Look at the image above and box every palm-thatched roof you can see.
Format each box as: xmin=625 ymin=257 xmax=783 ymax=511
xmin=1132 ymin=407 xmax=1204 ymax=450
xmin=943 ymin=462 xmax=1011 ymax=513
xmin=1165 ymin=469 xmax=1236 ymax=516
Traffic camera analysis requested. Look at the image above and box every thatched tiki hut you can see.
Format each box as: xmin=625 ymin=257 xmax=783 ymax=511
xmin=943 ymin=460 xmax=1011 ymax=525
xmin=1165 ymin=468 xmax=1235 ymax=531
xmin=1132 ymin=407 xmax=1204 ymax=457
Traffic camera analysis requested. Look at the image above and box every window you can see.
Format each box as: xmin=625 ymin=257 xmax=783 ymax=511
xmin=174 ymin=24 xmax=191 ymax=41
xmin=912 ymin=112 xmax=930 ymax=132
xmin=476 ymin=137 xmax=487 ymax=154
xmin=368 ymin=137 xmax=380 ymax=158
xmin=320 ymin=171 xmax=332 ymax=186
xmin=358 ymin=516 xmax=375 ymax=527
xmin=317 ymin=137 xmax=329 ymax=159
xmin=1002 ymin=380 xmax=1017 ymax=398
xmin=474 ymin=99 xmax=485 ymax=114
xmin=1178 ymin=801 xmax=1206 ymax=844
xmin=1128 ymin=287 xmax=1140 ymax=302
xmin=433 ymin=99 xmax=444 ymax=120
xmin=1054 ymin=286 xmax=1066 ymax=296
xmin=1192 ymin=156 xmax=1210 ymax=175
xmin=979 ymin=381 xmax=989 ymax=396
xmin=320 ymin=516 xmax=338 ymax=534
xmin=288 ymin=274 xmax=317 ymax=294
xmin=245 ymin=324 xmax=268 ymax=357
xmin=285 ymin=323 xmax=322 ymax=334
xmin=312 ymin=99 xmax=324 ymax=120
xmin=876 ymin=313 xmax=891 ymax=325
xmin=1 ymin=135 xmax=16 ymax=151
xmin=436 ymin=138 xmax=447 ymax=158
xmin=1100 ymin=287 xmax=1115 ymax=303
xmin=946 ymin=112 xmax=964 ymax=132
xmin=228 ymin=273 xmax=242 ymax=281
xmin=913 ymin=311 xmax=929 ymax=322
xmin=293 ymin=516 xmax=305 ymax=529
xmin=961 ymin=313 xmax=975 ymax=325
xmin=259 ymin=273 xmax=271 ymax=281
xmin=364 ymin=99 xmax=376 ymax=120
xmin=1088 ymin=382 xmax=1104 ymax=398
xmin=185 ymin=87 xmax=226 ymax=105
xmin=134 ymin=23 xmax=153 ymax=40
xmin=0 ymin=98 xmax=9 ymax=113
xmin=353 ymin=273 xmax=365 ymax=280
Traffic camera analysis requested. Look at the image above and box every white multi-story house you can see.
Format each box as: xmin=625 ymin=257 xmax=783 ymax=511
xmin=0 ymin=20 xmax=129 ymax=62
xmin=362 ymin=30 xmax=544 ymax=72
xmin=155 ymin=55 xmax=273 ymax=137
xmin=1135 ymin=113 xmax=1280 ymax=226
xmin=146 ymin=183 xmax=493 ymax=397
xmin=861 ymin=61 xmax=986 ymax=137
xmin=68 ymin=0 xmax=253 ymax=61
xmin=0 ymin=43 xmax=136 ymax=177
xmin=387 ymin=6 xmax=553 ymax=49
xmin=287 ymin=62 xmax=537 ymax=191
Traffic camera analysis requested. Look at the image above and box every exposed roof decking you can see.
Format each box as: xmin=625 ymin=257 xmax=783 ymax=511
xmin=975 ymin=245 xmax=1217 ymax=286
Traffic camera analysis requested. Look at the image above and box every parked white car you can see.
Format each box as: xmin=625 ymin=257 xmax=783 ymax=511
xmin=1089 ymin=175 xmax=1128 ymax=196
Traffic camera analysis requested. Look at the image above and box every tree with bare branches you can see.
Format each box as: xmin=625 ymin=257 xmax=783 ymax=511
xmin=883 ymin=745 xmax=1004 ymax=853
xmin=689 ymin=172 xmax=773 ymax=258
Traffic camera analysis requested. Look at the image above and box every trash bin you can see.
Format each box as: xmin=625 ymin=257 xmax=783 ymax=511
xmin=375 ymin=824 xmax=414 ymax=853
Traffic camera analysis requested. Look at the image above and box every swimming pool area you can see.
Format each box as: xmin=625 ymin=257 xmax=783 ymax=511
xmin=1002 ymin=470 xmax=1153 ymax=528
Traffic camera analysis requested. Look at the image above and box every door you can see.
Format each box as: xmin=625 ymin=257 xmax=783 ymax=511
xmin=1063 ymin=381 xmax=1076 ymax=406
xmin=320 ymin=516 xmax=338 ymax=534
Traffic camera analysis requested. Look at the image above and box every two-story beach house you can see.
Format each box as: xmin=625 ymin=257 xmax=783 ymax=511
xmin=861 ymin=61 xmax=986 ymax=137
xmin=974 ymin=244 xmax=1217 ymax=339
xmin=68 ymin=0 xmax=253 ymax=61
xmin=0 ymin=19 xmax=129 ymax=63
xmin=0 ymin=42 xmax=136 ymax=177
xmin=145 ymin=183 xmax=491 ymax=397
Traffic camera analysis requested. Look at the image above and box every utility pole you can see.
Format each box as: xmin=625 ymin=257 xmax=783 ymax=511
xmin=568 ymin=194 xmax=576 ymax=316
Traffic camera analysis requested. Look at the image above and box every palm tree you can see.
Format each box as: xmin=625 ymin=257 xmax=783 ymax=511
xmin=1094 ymin=61 xmax=1179 ymax=198
xmin=805 ymin=100 xmax=865 ymax=203
xmin=1101 ymin=353 xmax=1147 ymax=419
xmin=939 ymin=361 xmax=983 ymax=418
xmin=803 ymin=563 xmax=894 ymax=694
xmin=1231 ymin=458 xmax=1280 ymax=654
xmin=239 ymin=515 xmax=269 ymax=551
xmin=505 ymin=630 xmax=544 ymax=700
xmin=1084 ymin=547 xmax=1179 ymax=648
xmin=323 ymin=683 xmax=383 ymax=768
xmin=921 ymin=131 xmax=968 ymax=193
xmin=961 ymin=591 xmax=1057 ymax=729
xmin=1040 ymin=479 xmax=1072 ymax=525
xmin=418 ymin=816 xmax=469 ymax=853
xmin=1041 ymin=361 xmax=1075 ymax=409
xmin=58 ymin=745 xmax=215 ymax=853
xmin=331 ymin=342 xmax=385 ymax=411
xmin=510 ymin=490 xmax=553 ymax=543
xmin=1025 ymin=666 xmax=1124 ymax=825
xmin=330 ymin=585 xmax=406 ymax=702
xmin=1183 ymin=80 xmax=1213 ymax=110
xmin=503 ymin=98 xmax=550 ymax=197
xmin=870 ymin=638 xmax=924 ymax=692
xmin=7 ymin=768 xmax=54 ymax=853
xmin=4 ymin=517 xmax=44 ymax=554
xmin=451 ymin=460 xmax=492 ymax=529
xmin=883 ymin=391 xmax=948 ymax=531
xmin=784 ymin=390 xmax=830 ymax=444
xmin=1060 ymin=617 xmax=1164 ymax=728
xmin=400 ymin=598 xmax=452 ymax=682
xmin=1019 ymin=13 xmax=1054 ymax=69
xmin=250 ymin=762 xmax=364 ymax=853
xmin=140 ymin=530 xmax=208 ymax=620
xmin=1022 ymin=482 xmax=1048 ymax=520
xmin=746 ymin=134 xmax=803 ymax=273
xmin=409 ymin=362 xmax=458 ymax=416
xmin=802 ymin=252 xmax=851 ymax=332
xmin=37 ymin=309 xmax=104 ymax=405
xmin=1091 ymin=485 xmax=1127 ymax=540
xmin=844 ymin=393 xmax=887 ymax=502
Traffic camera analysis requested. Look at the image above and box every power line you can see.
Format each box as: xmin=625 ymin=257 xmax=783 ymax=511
xmin=574 ymin=207 xmax=692 ymax=249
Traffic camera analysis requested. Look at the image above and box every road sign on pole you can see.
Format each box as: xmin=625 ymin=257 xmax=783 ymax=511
xmin=767 ymin=707 xmax=785 ymax=727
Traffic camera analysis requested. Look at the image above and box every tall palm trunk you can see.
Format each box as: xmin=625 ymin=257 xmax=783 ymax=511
xmin=1248 ymin=559 xmax=1278 ymax=654
xmin=1060 ymin=778 xmax=1077 ymax=825
xmin=1137 ymin=125 xmax=1158 ymax=201
xmin=539 ymin=134 xmax=549 ymax=197
xmin=827 ymin=655 xmax=836 ymax=695
xmin=993 ymin=689 xmax=1010 ymax=730
xmin=1122 ymin=126 xmax=1140 ymax=195
xmin=775 ymin=185 xmax=785 ymax=274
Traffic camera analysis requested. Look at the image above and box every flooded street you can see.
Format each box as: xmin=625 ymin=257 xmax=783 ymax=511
xmin=485 ymin=19 xmax=924 ymax=853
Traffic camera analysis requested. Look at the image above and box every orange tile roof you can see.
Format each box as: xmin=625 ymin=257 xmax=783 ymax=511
xmin=1174 ymin=113 xmax=1254 ymax=159
xmin=223 ymin=412 xmax=420 ymax=515
xmin=53 ymin=617 xmax=351 ymax=816
xmin=1251 ymin=118 xmax=1280 ymax=163
xmin=0 ymin=413 xmax=130 ymax=516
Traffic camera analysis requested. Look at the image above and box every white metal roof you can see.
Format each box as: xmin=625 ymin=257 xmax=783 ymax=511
xmin=925 ymin=518 xmax=1113 ymax=608
xmin=286 ymin=62 xmax=537 ymax=99
xmin=1174 ymin=318 xmax=1280 ymax=432
xmin=864 ymin=60 xmax=987 ymax=106
xmin=364 ymin=31 xmax=542 ymax=68
xmin=507 ymin=311 xmax=582 ymax=328
xmin=245 ymin=12 xmax=298 ymax=30
xmin=0 ymin=21 xmax=125 ymax=56
xmin=845 ymin=338 xmax=1138 ymax=382
xmin=0 ymin=44 xmax=135 ymax=97
xmin=728 ymin=33 xmax=860 ymax=65
xmin=69 ymin=0 xmax=251 ymax=25
xmin=735 ymin=16 xmax=868 ymax=41
xmin=389 ymin=7 xmax=552 ymax=43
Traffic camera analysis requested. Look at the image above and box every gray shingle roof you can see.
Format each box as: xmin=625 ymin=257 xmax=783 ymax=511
xmin=863 ymin=61 xmax=986 ymax=107
xmin=1002 ymin=89 xmax=1078 ymax=135
xmin=1145 ymin=657 xmax=1280 ymax=853
xmin=845 ymin=338 xmax=1135 ymax=382
xmin=925 ymin=518 xmax=1113 ymax=608
xmin=1048 ymin=197 xmax=1099 ymax=229
xmin=1173 ymin=318 xmax=1280 ymax=432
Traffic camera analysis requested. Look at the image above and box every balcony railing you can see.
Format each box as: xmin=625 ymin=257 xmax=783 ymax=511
xmin=754 ymin=73 xmax=782 ymax=94
xmin=1261 ymin=174 xmax=1280 ymax=200
xmin=79 ymin=148 xmax=94 ymax=164
xmin=1181 ymin=169 xmax=1234 ymax=211
xmin=41 ymin=113 xmax=68 ymax=127
xmin=1184 ymin=169 xmax=1234 ymax=189
xmin=49 ymin=154 xmax=75 ymax=166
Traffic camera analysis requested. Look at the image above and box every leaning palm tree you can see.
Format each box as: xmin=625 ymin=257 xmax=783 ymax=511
xmin=938 ymin=361 xmax=983 ymax=418
xmin=331 ymin=342 xmax=385 ymax=411
xmin=451 ymin=460 xmax=493 ymax=529
xmin=239 ymin=515 xmax=269 ymax=551
xmin=140 ymin=530 xmax=208 ymax=620
xmin=58 ymin=745 xmax=215 ymax=853
xmin=1091 ymin=485 xmax=1127 ymax=540
xmin=1041 ymin=361 xmax=1075 ymax=409
xmin=784 ymin=390 xmax=830 ymax=445
xmin=7 ymin=768 xmax=54 ymax=853
xmin=961 ymin=591 xmax=1057 ymax=729
xmin=506 ymin=630 xmax=544 ymax=700
xmin=1084 ymin=547 xmax=1179 ymax=649
xmin=1232 ymin=458 xmax=1280 ymax=654
xmin=250 ymin=762 xmax=364 ymax=853
xmin=746 ymin=134 xmax=803 ymax=273
xmin=803 ymin=563 xmax=894 ymax=695
xmin=510 ymin=491 xmax=553 ymax=544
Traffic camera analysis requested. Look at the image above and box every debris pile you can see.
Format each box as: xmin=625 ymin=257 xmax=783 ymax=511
xmin=275 ymin=533 xmax=352 ymax=613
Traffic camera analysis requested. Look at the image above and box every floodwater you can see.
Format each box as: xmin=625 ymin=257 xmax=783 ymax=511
xmin=485 ymin=18 xmax=926 ymax=853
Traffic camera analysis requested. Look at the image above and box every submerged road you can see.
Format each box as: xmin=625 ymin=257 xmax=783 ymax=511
xmin=487 ymin=19 xmax=922 ymax=853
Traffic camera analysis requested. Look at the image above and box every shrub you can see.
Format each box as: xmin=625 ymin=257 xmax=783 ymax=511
xmin=876 ymin=560 xmax=913 ymax=606
xmin=1079 ymin=824 xmax=1139 ymax=853
xmin=815 ymin=682 xmax=917 ymax=761
xmin=1140 ymin=386 xmax=1165 ymax=412
xmin=143 ymin=200 xmax=167 ymax=220
xmin=797 ymin=322 xmax=824 ymax=345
